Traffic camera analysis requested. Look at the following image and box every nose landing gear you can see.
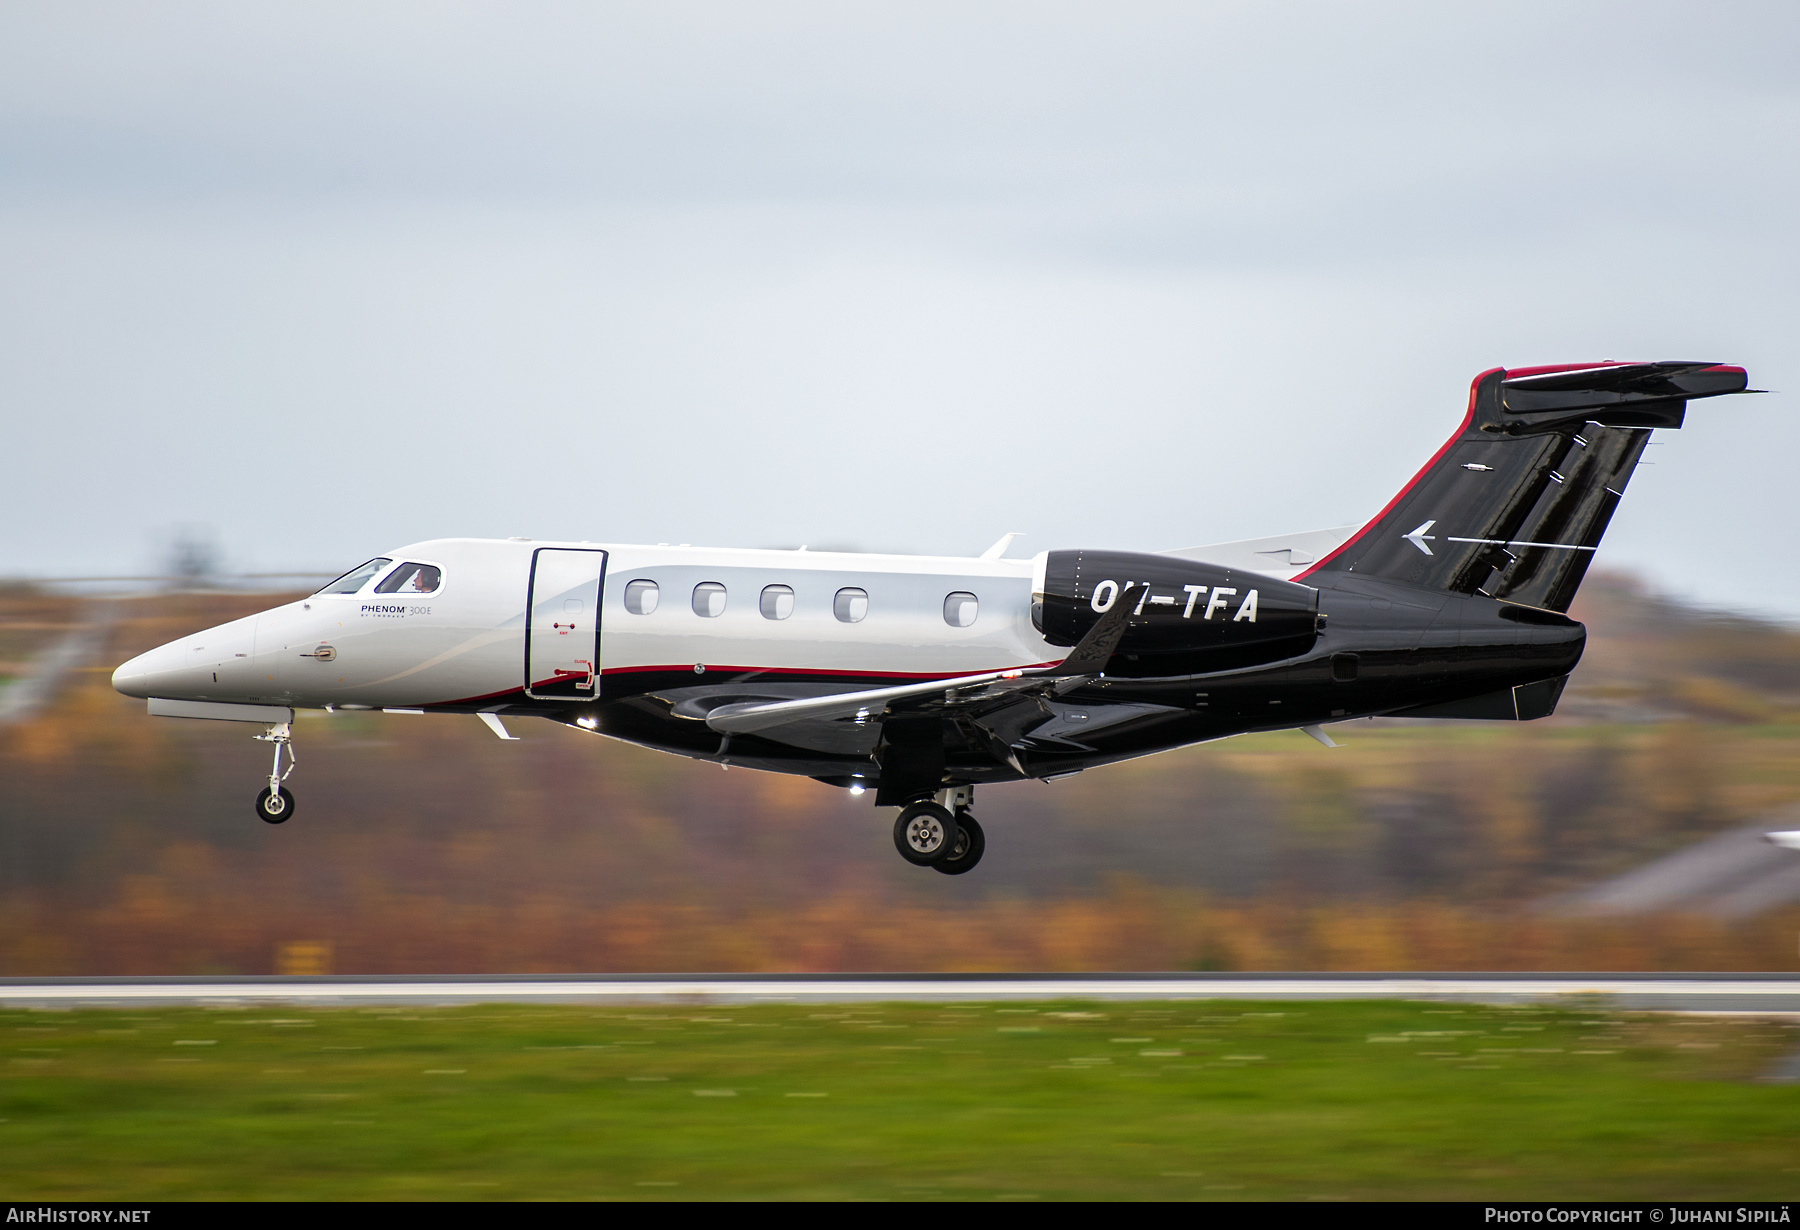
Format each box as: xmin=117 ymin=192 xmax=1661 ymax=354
xmin=253 ymin=722 xmax=297 ymax=824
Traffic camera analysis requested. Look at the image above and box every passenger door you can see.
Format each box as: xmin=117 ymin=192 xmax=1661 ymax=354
xmin=525 ymin=548 xmax=608 ymax=701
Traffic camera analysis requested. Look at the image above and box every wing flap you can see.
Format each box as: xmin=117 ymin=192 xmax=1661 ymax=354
xmin=705 ymin=668 xmax=1026 ymax=735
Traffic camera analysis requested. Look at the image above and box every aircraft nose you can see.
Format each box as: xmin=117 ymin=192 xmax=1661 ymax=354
xmin=112 ymin=613 xmax=259 ymax=701
xmin=111 ymin=641 xmax=191 ymax=699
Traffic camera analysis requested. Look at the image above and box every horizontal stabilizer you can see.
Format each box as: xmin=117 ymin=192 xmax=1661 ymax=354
xmin=1500 ymin=361 xmax=1750 ymax=421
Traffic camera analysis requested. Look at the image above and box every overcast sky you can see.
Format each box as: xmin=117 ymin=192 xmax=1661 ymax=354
xmin=2 ymin=2 xmax=1795 ymax=615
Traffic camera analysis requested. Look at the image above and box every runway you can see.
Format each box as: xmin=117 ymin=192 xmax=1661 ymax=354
xmin=3 ymin=973 xmax=1799 ymax=1012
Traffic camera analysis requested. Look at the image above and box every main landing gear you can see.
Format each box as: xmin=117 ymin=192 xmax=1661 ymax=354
xmin=253 ymin=721 xmax=297 ymax=825
xmin=892 ymin=786 xmax=985 ymax=876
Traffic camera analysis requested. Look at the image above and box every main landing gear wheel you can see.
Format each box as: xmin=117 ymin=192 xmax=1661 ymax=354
xmin=893 ymin=803 xmax=960 ymax=866
xmin=933 ymin=811 xmax=985 ymax=875
xmin=255 ymin=786 xmax=295 ymax=825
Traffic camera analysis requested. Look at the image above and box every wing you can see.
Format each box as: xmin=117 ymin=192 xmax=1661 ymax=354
xmin=704 ymin=584 xmax=1143 ymax=738
xmin=698 ymin=584 xmax=1199 ymax=789
xmin=700 ymin=585 xmax=1163 ymax=782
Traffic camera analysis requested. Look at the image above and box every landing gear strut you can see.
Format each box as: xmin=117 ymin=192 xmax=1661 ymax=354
xmin=892 ymin=786 xmax=986 ymax=875
xmin=253 ymin=722 xmax=297 ymax=824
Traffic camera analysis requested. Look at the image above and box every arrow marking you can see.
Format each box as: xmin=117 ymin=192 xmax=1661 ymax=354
xmin=1403 ymin=520 xmax=1437 ymax=556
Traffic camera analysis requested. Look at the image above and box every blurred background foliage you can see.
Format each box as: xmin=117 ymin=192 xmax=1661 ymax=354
xmin=2 ymin=573 xmax=1799 ymax=975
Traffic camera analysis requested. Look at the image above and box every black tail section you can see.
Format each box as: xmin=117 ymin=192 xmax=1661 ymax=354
xmin=1303 ymin=361 xmax=1750 ymax=611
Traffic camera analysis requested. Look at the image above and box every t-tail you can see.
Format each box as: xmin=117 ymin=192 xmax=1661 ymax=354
xmin=1299 ymin=361 xmax=1753 ymax=611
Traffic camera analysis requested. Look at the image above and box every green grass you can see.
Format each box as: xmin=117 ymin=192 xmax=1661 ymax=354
xmin=0 ymin=1000 xmax=1796 ymax=1200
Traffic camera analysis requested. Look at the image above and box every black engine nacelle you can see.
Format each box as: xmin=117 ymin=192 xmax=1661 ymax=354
xmin=1035 ymin=549 xmax=1320 ymax=676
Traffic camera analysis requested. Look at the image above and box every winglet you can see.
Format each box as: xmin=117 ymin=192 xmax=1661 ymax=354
xmin=478 ymin=712 xmax=520 ymax=740
xmin=1041 ymin=585 xmax=1142 ymax=678
xmin=980 ymin=532 xmax=1023 ymax=560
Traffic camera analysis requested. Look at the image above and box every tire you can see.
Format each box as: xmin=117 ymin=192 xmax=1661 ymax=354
xmin=893 ymin=803 xmax=959 ymax=866
xmin=255 ymin=786 xmax=295 ymax=825
xmin=933 ymin=811 xmax=985 ymax=875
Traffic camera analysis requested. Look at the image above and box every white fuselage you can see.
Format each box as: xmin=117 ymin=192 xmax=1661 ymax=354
xmin=112 ymin=538 xmax=1064 ymax=711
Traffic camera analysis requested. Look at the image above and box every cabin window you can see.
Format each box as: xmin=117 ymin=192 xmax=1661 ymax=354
xmin=943 ymin=591 xmax=979 ymax=628
xmin=314 ymin=558 xmax=392 ymax=596
xmin=760 ymin=584 xmax=795 ymax=620
xmin=692 ymin=582 xmax=728 ymax=618
xmin=1332 ymin=652 xmax=1360 ymax=683
xmin=623 ymin=579 xmax=659 ymax=615
xmin=374 ymin=562 xmax=442 ymax=595
xmin=833 ymin=587 xmax=869 ymax=624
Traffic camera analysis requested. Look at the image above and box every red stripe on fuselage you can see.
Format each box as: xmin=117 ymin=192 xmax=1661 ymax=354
xmin=600 ymin=661 xmax=1061 ymax=680
xmin=426 ymin=659 xmax=1064 ymax=709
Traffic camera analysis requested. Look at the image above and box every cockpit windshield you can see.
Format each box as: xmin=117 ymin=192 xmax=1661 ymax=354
xmin=375 ymin=562 xmax=442 ymax=595
xmin=315 ymin=558 xmax=393 ymax=596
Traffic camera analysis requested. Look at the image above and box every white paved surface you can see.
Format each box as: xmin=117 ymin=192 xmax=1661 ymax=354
xmin=2 ymin=975 xmax=1798 ymax=1011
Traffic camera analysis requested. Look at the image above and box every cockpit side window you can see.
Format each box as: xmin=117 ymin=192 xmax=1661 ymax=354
xmin=315 ymin=558 xmax=393 ymax=596
xmin=375 ymin=562 xmax=443 ymax=595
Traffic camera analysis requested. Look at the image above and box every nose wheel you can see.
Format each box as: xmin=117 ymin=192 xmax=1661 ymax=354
xmin=252 ymin=722 xmax=298 ymax=824
xmin=255 ymin=786 xmax=296 ymax=824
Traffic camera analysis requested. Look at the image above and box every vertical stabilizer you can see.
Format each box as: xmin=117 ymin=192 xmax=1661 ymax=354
xmin=1301 ymin=362 xmax=1749 ymax=611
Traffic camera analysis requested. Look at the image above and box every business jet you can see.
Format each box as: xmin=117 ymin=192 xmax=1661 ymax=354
xmin=113 ymin=361 xmax=1751 ymax=875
